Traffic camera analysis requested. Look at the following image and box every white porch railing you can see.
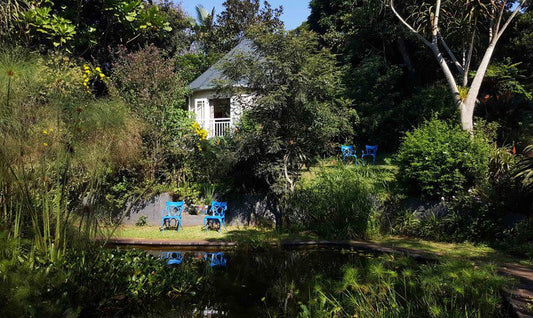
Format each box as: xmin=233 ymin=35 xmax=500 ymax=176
xmin=208 ymin=118 xmax=231 ymax=138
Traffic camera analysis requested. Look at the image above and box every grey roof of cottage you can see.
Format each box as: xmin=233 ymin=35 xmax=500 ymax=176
xmin=188 ymin=39 xmax=255 ymax=92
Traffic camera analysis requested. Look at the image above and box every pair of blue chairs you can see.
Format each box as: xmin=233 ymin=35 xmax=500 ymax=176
xmin=341 ymin=145 xmax=378 ymax=164
xmin=161 ymin=201 xmax=185 ymax=233
xmin=204 ymin=201 xmax=228 ymax=233
xmin=161 ymin=200 xmax=228 ymax=233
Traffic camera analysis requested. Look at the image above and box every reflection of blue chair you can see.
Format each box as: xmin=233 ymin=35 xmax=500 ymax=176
xmin=361 ymin=145 xmax=378 ymax=164
xmin=204 ymin=201 xmax=227 ymax=233
xmin=204 ymin=252 xmax=227 ymax=267
xmin=341 ymin=145 xmax=358 ymax=164
xmin=161 ymin=201 xmax=184 ymax=233
xmin=161 ymin=252 xmax=183 ymax=266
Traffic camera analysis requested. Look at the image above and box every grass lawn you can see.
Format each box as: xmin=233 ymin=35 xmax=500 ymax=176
xmin=107 ymin=225 xmax=319 ymax=243
xmin=372 ymin=236 xmax=533 ymax=266
xmin=106 ymin=224 xmax=532 ymax=266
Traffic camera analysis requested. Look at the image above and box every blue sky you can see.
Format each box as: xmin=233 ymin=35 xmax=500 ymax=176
xmin=178 ymin=0 xmax=311 ymax=30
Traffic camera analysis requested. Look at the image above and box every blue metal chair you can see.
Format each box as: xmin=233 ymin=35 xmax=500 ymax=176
xmin=204 ymin=201 xmax=227 ymax=233
xmin=161 ymin=251 xmax=183 ymax=266
xmin=361 ymin=145 xmax=378 ymax=164
xmin=204 ymin=252 xmax=227 ymax=267
xmin=341 ymin=145 xmax=358 ymax=164
xmin=161 ymin=201 xmax=184 ymax=233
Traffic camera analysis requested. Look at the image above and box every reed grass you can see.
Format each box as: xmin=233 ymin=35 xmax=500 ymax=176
xmin=0 ymin=48 xmax=141 ymax=260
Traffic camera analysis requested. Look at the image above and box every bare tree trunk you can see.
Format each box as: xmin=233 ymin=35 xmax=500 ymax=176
xmin=463 ymin=30 xmax=475 ymax=87
xmin=283 ymin=154 xmax=295 ymax=193
xmin=428 ymin=43 xmax=461 ymax=106
xmin=460 ymin=101 xmax=474 ymax=132
xmin=462 ymin=43 xmax=497 ymax=132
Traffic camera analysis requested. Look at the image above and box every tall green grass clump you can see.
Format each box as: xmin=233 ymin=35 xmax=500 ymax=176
xmin=299 ymin=256 xmax=509 ymax=318
xmin=0 ymin=48 xmax=141 ymax=259
xmin=286 ymin=163 xmax=394 ymax=239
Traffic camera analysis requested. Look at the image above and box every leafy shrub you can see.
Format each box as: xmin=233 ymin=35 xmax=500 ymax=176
xmin=389 ymin=204 xmax=500 ymax=243
xmin=286 ymin=164 xmax=386 ymax=239
xmin=221 ymin=31 xmax=353 ymax=224
xmin=135 ymin=215 xmax=148 ymax=227
xmin=396 ymin=118 xmax=491 ymax=199
xmin=497 ymin=217 xmax=533 ymax=260
xmin=111 ymin=45 xmax=193 ymax=182
xmin=0 ymin=241 xmax=202 ymax=317
xmin=389 ymin=140 xmax=531 ymax=243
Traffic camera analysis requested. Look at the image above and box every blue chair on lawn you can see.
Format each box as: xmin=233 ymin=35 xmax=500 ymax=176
xmin=362 ymin=145 xmax=378 ymax=164
xmin=341 ymin=145 xmax=358 ymax=164
xmin=161 ymin=201 xmax=184 ymax=233
xmin=204 ymin=201 xmax=227 ymax=233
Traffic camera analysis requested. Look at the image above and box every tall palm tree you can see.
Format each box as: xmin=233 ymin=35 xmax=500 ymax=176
xmin=192 ymin=5 xmax=216 ymax=53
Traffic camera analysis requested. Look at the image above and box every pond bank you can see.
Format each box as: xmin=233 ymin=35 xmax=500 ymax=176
xmin=103 ymin=237 xmax=432 ymax=260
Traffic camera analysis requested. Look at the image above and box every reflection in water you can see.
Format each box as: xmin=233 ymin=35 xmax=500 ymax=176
xmin=140 ymin=247 xmax=380 ymax=317
xmin=205 ymin=252 xmax=227 ymax=268
xmin=161 ymin=251 xmax=183 ymax=266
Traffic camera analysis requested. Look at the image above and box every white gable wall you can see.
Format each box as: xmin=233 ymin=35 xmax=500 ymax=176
xmin=189 ymin=90 xmax=252 ymax=137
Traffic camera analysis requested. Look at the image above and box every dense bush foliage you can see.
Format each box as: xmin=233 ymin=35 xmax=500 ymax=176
xmin=221 ymin=30 xmax=354 ymax=225
xmin=111 ymin=45 xmax=194 ymax=183
xmin=396 ymin=119 xmax=491 ymax=199
xmin=387 ymin=143 xmax=532 ymax=245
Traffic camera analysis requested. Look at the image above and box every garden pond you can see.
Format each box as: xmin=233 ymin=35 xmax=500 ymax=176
xmin=115 ymin=245 xmax=511 ymax=318
xmin=118 ymin=246 xmax=380 ymax=317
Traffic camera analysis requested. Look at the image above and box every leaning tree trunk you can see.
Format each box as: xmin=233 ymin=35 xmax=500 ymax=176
xmin=462 ymin=43 xmax=497 ymax=132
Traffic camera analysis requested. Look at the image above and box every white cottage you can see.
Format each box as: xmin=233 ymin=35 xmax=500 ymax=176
xmin=188 ymin=39 xmax=255 ymax=138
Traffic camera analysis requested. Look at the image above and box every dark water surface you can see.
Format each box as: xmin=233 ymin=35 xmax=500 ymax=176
xmin=131 ymin=246 xmax=380 ymax=317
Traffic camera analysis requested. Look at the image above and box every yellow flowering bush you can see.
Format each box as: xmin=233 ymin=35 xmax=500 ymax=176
xmin=192 ymin=122 xmax=208 ymax=140
xmin=191 ymin=122 xmax=208 ymax=150
xmin=82 ymin=63 xmax=108 ymax=94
